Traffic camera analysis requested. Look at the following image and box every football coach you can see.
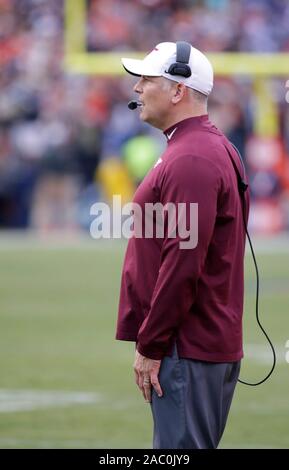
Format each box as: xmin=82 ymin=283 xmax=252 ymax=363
xmin=116 ymin=41 xmax=249 ymax=449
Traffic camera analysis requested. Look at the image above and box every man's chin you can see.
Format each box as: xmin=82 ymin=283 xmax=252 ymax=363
xmin=140 ymin=112 xmax=160 ymax=129
xmin=140 ymin=109 xmax=151 ymax=124
xmin=139 ymin=109 xmax=147 ymax=121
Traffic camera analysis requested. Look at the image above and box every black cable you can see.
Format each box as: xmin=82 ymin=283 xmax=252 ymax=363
xmin=238 ymin=210 xmax=277 ymax=385
xmin=229 ymin=141 xmax=277 ymax=385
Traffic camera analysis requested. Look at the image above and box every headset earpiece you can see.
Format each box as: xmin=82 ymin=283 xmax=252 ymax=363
xmin=167 ymin=41 xmax=192 ymax=78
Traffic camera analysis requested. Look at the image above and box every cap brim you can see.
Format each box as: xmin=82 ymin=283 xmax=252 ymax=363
xmin=121 ymin=58 xmax=161 ymax=77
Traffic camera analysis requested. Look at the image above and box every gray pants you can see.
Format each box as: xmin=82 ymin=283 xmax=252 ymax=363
xmin=150 ymin=345 xmax=240 ymax=449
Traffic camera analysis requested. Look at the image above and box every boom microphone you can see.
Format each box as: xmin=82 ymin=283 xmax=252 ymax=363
xmin=128 ymin=100 xmax=142 ymax=110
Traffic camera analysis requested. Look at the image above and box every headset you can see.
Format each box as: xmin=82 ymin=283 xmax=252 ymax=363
xmin=128 ymin=41 xmax=277 ymax=383
xmin=166 ymin=41 xmax=192 ymax=78
xmin=128 ymin=41 xmax=192 ymax=110
xmin=226 ymin=142 xmax=276 ymax=386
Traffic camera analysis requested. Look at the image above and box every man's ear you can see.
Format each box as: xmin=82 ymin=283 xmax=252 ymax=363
xmin=171 ymin=83 xmax=186 ymax=104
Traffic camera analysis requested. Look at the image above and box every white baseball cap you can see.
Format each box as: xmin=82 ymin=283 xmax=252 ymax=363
xmin=121 ymin=42 xmax=214 ymax=96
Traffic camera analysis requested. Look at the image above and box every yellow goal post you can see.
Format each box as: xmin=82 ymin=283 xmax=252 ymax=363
xmin=64 ymin=0 xmax=289 ymax=138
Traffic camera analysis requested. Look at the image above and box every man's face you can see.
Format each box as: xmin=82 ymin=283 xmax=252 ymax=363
xmin=133 ymin=76 xmax=174 ymax=130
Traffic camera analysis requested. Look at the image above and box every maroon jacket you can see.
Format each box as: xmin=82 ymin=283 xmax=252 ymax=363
xmin=116 ymin=115 xmax=249 ymax=361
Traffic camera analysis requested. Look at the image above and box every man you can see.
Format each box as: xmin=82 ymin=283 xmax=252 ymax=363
xmin=116 ymin=42 xmax=249 ymax=449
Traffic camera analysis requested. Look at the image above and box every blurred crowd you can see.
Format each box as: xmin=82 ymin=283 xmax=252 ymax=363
xmin=1 ymin=0 xmax=289 ymax=233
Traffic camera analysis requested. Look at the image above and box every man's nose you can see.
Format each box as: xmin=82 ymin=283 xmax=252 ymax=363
xmin=133 ymin=78 xmax=142 ymax=94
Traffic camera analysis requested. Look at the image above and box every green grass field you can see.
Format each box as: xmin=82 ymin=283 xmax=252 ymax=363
xmin=0 ymin=234 xmax=289 ymax=449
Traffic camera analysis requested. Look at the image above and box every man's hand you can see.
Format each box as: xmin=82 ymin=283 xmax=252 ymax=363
xmin=133 ymin=350 xmax=163 ymax=403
